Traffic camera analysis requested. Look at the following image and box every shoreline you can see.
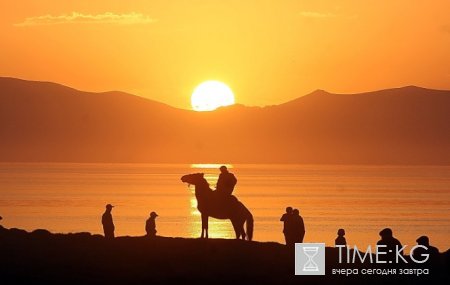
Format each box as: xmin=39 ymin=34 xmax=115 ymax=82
xmin=1 ymin=226 xmax=448 ymax=284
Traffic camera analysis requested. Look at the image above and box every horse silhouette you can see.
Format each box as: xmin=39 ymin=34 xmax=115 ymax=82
xmin=181 ymin=173 xmax=253 ymax=241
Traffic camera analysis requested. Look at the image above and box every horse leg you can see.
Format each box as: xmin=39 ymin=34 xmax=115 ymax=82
xmin=237 ymin=203 xmax=252 ymax=240
xmin=231 ymin=219 xmax=240 ymax=239
xmin=239 ymin=218 xmax=246 ymax=240
xmin=201 ymin=214 xmax=209 ymax=239
xmin=201 ymin=213 xmax=205 ymax=238
xmin=206 ymin=218 xmax=209 ymax=239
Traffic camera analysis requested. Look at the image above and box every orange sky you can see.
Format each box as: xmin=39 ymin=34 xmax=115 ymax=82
xmin=1 ymin=0 xmax=450 ymax=109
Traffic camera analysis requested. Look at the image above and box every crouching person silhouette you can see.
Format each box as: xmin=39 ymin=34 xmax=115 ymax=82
xmin=376 ymin=228 xmax=403 ymax=263
xmin=412 ymin=236 xmax=440 ymax=265
xmin=335 ymin=228 xmax=347 ymax=246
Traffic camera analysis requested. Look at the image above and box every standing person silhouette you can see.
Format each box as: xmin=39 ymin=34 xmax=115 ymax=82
xmin=146 ymin=211 xmax=158 ymax=237
xmin=280 ymin=207 xmax=293 ymax=245
xmin=102 ymin=204 xmax=115 ymax=239
xmin=292 ymin=209 xmax=305 ymax=243
xmin=216 ymin=165 xmax=237 ymax=196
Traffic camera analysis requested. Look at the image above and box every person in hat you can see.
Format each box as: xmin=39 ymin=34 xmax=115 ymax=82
xmin=146 ymin=211 xmax=158 ymax=237
xmin=102 ymin=204 xmax=115 ymax=239
xmin=216 ymin=165 xmax=237 ymax=196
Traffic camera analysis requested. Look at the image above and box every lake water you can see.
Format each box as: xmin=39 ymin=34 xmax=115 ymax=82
xmin=0 ymin=163 xmax=449 ymax=250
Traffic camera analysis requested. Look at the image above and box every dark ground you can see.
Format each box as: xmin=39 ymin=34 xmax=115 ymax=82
xmin=0 ymin=226 xmax=448 ymax=285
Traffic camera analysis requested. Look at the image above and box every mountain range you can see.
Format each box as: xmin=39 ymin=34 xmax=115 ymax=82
xmin=1 ymin=77 xmax=449 ymax=164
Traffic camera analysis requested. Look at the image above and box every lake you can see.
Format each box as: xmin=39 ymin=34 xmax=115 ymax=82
xmin=0 ymin=163 xmax=449 ymax=250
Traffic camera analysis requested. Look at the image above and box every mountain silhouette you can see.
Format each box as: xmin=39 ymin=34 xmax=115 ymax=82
xmin=1 ymin=77 xmax=449 ymax=164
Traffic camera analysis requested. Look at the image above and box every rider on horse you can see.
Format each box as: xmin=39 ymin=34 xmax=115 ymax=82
xmin=216 ymin=165 xmax=237 ymax=196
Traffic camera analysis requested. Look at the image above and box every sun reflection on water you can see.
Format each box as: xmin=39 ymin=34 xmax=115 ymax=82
xmin=190 ymin=163 xmax=233 ymax=169
xmin=190 ymin=196 xmax=199 ymax=216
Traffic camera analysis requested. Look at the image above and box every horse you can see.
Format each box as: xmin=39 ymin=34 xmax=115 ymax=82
xmin=181 ymin=173 xmax=254 ymax=241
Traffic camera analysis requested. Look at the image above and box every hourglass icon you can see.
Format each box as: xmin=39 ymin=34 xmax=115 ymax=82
xmin=302 ymin=246 xmax=319 ymax=271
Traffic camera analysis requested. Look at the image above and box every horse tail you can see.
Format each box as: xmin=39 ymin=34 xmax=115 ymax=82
xmin=245 ymin=208 xmax=254 ymax=241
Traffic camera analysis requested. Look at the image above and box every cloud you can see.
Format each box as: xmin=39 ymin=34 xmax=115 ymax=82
xmin=299 ymin=11 xmax=336 ymax=18
xmin=15 ymin=12 xmax=157 ymax=27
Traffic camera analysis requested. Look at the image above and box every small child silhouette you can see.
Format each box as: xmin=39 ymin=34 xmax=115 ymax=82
xmin=335 ymin=228 xmax=347 ymax=246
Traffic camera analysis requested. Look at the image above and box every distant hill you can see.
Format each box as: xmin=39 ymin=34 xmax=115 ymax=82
xmin=1 ymin=77 xmax=450 ymax=164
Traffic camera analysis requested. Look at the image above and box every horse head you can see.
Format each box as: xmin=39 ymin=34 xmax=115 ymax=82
xmin=181 ymin=173 xmax=207 ymax=186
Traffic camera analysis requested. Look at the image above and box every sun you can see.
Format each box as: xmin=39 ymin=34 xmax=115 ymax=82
xmin=191 ymin=81 xmax=235 ymax=111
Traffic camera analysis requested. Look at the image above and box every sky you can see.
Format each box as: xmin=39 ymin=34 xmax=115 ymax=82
xmin=1 ymin=0 xmax=450 ymax=109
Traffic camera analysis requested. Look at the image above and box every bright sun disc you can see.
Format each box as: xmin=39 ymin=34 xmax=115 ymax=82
xmin=191 ymin=81 xmax=235 ymax=111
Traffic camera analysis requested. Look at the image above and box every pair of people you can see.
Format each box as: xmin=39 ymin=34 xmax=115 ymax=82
xmin=101 ymin=204 xmax=158 ymax=239
xmin=280 ymin=207 xmax=305 ymax=246
xmin=376 ymin=228 xmax=440 ymax=263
